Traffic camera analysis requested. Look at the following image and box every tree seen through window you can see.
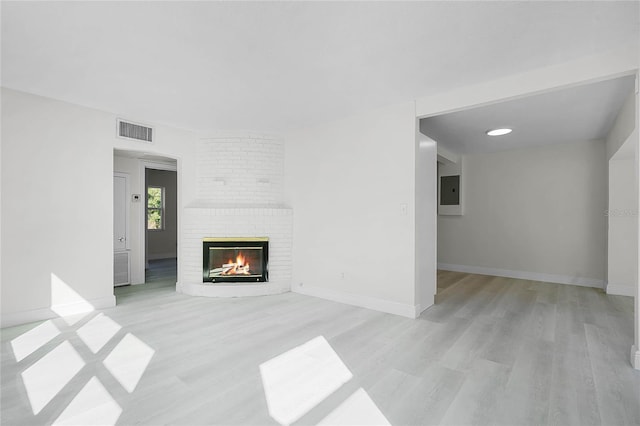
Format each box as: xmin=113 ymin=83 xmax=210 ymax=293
xmin=147 ymin=186 xmax=164 ymax=230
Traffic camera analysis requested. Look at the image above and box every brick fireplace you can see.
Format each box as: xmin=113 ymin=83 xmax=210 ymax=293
xmin=179 ymin=134 xmax=292 ymax=297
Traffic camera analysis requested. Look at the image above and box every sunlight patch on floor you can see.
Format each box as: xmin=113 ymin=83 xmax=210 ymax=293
xmin=52 ymin=377 xmax=122 ymax=425
xmin=51 ymin=273 xmax=94 ymax=325
xmin=259 ymin=336 xmax=353 ymax=425
xmin=11 ymin=320 xmax=60 ymax=362
xmin=77 ymin=313 xmax=122 ymax=354
xmin=318 ymin=387 xmax=391 ymax=425
xmin=103 ymin=333 xmax=155 ymax=393
xmin=9 ymin=274 xmax=157 ymax=423
xmin=21 ymin=341 xmax=85 ymax=414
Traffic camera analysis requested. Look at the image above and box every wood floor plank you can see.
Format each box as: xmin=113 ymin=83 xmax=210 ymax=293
xmin=496 ymin=338 xmax=554 ymax=426
xmin=1 ymin=270 xmax=638 ymax=425
xmin=439 ymin=359 xmax=511 ymax=426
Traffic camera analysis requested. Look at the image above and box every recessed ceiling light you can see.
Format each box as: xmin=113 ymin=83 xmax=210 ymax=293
xmin=486 ymin=128 xmax=513 ymax=136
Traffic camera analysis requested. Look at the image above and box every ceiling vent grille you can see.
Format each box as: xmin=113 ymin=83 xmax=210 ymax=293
xmin=117 ymin=119 xmax=153 ymax=143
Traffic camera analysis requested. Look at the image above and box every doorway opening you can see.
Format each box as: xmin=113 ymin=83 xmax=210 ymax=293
xmin=113 ymin=150 xmax=179 ymax=295
xmin=145 ymin=167 xmax=177 ymax=284
xmin=418 ymin=74 xmax=636 ymax=300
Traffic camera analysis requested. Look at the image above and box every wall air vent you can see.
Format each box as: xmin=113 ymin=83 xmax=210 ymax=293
xmin=117 ymin=119 xmax=154 ymax=143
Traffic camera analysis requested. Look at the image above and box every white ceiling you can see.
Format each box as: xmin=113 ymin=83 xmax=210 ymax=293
xmin=420 ymin=75 xmax=636 ymax=155
xmin=2 ymin=1 xmax=639 ymax=134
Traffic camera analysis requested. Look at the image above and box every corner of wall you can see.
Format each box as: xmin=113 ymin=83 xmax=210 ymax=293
xmin=605 ymin=282 xmax=636 ymax=297
xmin=632 ymin=345 xmax=640 ymax=370
xmin=1 ymin=295 xmax=116 ymax=329
xmin=292 ymin=283 xmax=420 ymax=319
xmin=606 ymin=90 xmax=637 ymax=160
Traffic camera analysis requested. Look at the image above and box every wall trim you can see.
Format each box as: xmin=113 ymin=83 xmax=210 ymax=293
xmin=1 ymin=295 xmax=116 ymax=328
xmin=437 ymin=263 xmax=604 ymax=289
xmin=632 ymin=345 xmax=640 ymax=370
xmin=606 ymin=282 xmax=636 ymax=297
xmin=178 ymin=281 xmax=290 ymax=297
xmin=292 ymin=283 xmax=419 ymax=319
xmin=414 ymin=299 xmax=433 ymax=318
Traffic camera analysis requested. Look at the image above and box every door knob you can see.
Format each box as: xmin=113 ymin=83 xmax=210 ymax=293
xmin=118 ymin=237 xmax=125 ymax=242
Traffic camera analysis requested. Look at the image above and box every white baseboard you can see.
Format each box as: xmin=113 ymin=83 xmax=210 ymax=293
xmin=414 ymin=296 xmax=435 ymax=317
xmin=437 ymin=263 xmax=604 ymax=289
xmin=606 ymin=282 xmax=636 ymax=297
xmin=1 ymin=295 xmax=116 ymax=328
xmin=178 ymin=281 xmax=290 ymax=297
xmin=292 ymin=283 xmax=419 ymax=319
xmin=632 ymin=345 xmax=640 ymax=370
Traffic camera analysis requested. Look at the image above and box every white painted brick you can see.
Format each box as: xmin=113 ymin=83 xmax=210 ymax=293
xmin=183 ymin=134 xmax=292 ymax=288
xmin=196 ymin=136 xmax=284 ymax=205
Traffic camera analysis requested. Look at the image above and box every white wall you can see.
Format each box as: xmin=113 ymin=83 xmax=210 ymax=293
xmin=415 ymin=133 xmax=437 ymax=313
xmin=603 ymin=81 xmax=639 ymax=367
xmin=607 ymin=154 xmax=637 ymax=296
xmin=605 ymin=87 xmax=638 ymax=297
xmin=2 ymin=89 xmax=115 ymax=324
xmin=634 ymin=81 xmax=640 ymax=370
xmin=438 ymin=140 xmax=607 ymax=287
xmin=285 ymin=101 xmax=422 ymax=318
xmin=607 ymin=92 xmax=636 ymax=160
xmin=1 ymin=88 xmax=197 ymax=327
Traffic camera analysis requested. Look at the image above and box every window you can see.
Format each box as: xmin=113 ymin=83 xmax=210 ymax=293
xmin=147 ymin=186 xmax=164 ymax=230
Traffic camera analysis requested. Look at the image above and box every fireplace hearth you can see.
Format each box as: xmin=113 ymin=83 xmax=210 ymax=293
xmin=203 ymin=238 xmax=268 ymax=283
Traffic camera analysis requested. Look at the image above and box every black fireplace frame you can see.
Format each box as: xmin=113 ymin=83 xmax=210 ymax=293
xmin=202 ymin=237 xmax=269 ymax=283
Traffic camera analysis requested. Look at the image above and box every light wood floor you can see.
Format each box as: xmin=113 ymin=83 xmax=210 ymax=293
xmin=1 ymin=271 xmax=639 ymax=425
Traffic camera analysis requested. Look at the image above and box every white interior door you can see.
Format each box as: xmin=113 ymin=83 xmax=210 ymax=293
xmin=114 ymin=173 xmax=130 ymax=286
xmin=114 ymin=174 xmax=128 ymax=251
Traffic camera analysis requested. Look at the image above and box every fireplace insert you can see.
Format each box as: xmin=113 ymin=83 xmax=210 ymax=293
xmin=202 ymin=238 xmax=268 ymax=283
